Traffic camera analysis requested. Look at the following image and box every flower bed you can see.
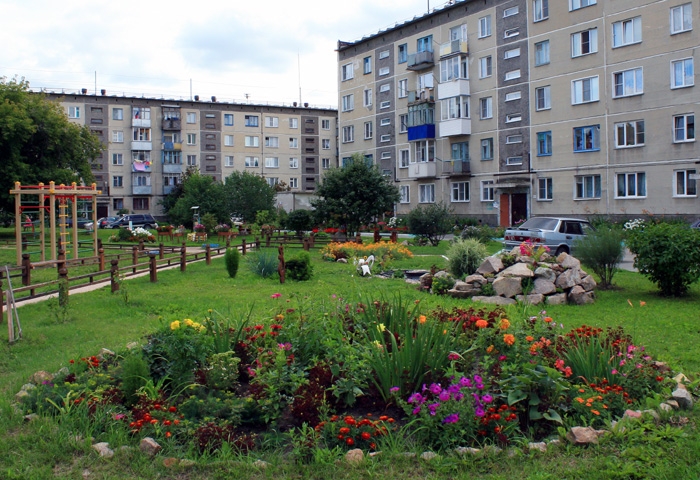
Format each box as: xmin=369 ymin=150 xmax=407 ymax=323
xmin=321 ymin=241 xmax=413 ymax=262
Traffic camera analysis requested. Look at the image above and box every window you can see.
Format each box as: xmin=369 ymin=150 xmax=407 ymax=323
xmin=68 ymin=106 xmax=80 ymax=118
xmin=533 ymin=0 xmax=549 ymax=21
xmin=414 ymin=140 xmax=435 ymax=163
xmin=132 ymin=128 xmax=151 ymax=141
xmin=570 ymin=0 xmax=596 ymax=11
xmin=265 ymin=157 xmax=279 ymax=168
xmin=363 ymin=56 xmax=372 ymax=74
xmin=225 ymin=156 xmax=234 ymax=167
xmin=113 ymin=198 xmax=123 ymax=211
xmin=364 ymin=121 xmax=373 ymax=139
xmin=379 ymin=67 xmax=390 ymax=76
xmin=571 ymin=28 xmax=598 ymax=57
xmin=132 ymin=150 xmax=151 ymax=163
xmin=187 ymin=155 xmax=197 ymax=166
xmin=112 ymin=130 xmax=123 ymax=143
xmin=381 ymin=151 xmax=391 ymax=160
xmin=342 ymin=125 xmax=354 ymax=143
xmin=674 ymin=169 xmax=697 ymax=196
xmin=616 ymin=172 xmax=646 ymax=198
xmin=112 ymin=108 xmax=123 ymax=120
xmin=266 ymin=177 xmax=279 ymax=187
xmin=673 ymin=114 xmax=695 ymax=142
xmin=112 ymin=176 xmax=123 ymax=187
xmin=289 ymin=178 xmax=298 ymax=189
xmin=504 ymin=48 xmax=520 ymax=59
xmin=419 ymin=184 xmax=435 ymax=203
xmin=321 ymin=119 xmax=330 ymax=130
xmin=400 ymin=185 xmax=410 ymax=203
xmin=379 ymin=50 xmax=390 ymax=60
xmin=452 ymin=182 xmax=470 ymax=202
xmin=245 ymin=156 xmax=259 ymax=167
xmin=505 ymin=70 xmax=521 ymax=81
xmin=440 ymin=96 xmax=470 ymax=120
xmin=380 ymin=118 xmax=391 ymax=126
xmin=480 ymin=97 xmax=493 ymax=120
xmin=535 ymin=86 xmax=551 ymax=110
xmin=504 ymin=6 xmax=519 ymax=17
xmin=322 ymin=158 xmax=330 ymax=169
xmin=223 ymin=114 xmax=234 ymax=126
xmin=289 ymin=118 xmax=298 ymax=129
xmin=399 ymin=114 xmax=408 ymax=133
xmin=417 ymin=35 xmax=433 ymax=53
xmin=613 ymin=68 xmax=643 ymax=97
xmin=481 ymin=180 xmax=495 ymax=201
xmin=572 ymin=76 xmax=599 ymax=104
xmin=481 ymin=138 xmax=494 ymax=160
xmin=341 ymin=63 xmax=354 ymax=81
xmin=342 ymin=94 xmax=354 ymax=112
xmin=183 ymin=133 xmax=195 ymax=146
xmin=506 ymin=156 xmax=523 ymax=166
xmin=440 ymin=56 xmax=468 ymax=82
xmin=322 ymin=139 xmax=330 ymax=149
xmin=265 ymin=136 xmax=279 ymax=148
xmin=363 ymin=88 xmax=372 ymax=107
xmin=399 ymin=149 xmax=410 ymax=168
xmin=573 ymin=125 xmax=601 ymax=152
xmin=506 ymin=135 xmax=523 ymax=144
xmin=505 ymin=91 xmax=521 ymax=102
xmin=289 ymin=137 xmax=299 ymax=148
xmin=398 ymin=43 xmax=408 ymax=63
xmin=244 ymin=135 xmax=259 ymax=147
xmin=380 ymin=84 xmax=390 ymax=93
xmin=380 ymin=101 xmax=391 ymax=109
xmin=479 ymin=56 xmax=492 ymax=78
xmin=112 ymin=153 xmax=123 ymax=165
xmin=263 ymin=116 xmax=278 ymax=128
xmin=670 ymin=3 xmax=692 ymax=34
xmin=504 ymin=28 xmax=519 ymax=38
xmin=132 ymin=107 xmax=150 ymax=120
xmin=186 ymin=112 xmax=196 ymax=123
xmin=615 ymin=120 xmax=645 ymax=147
xmin=575 ymin=175 xmax=602 ymax=199
xmin=535 ymin=40 xmax=550 ymax=66
xmin=398 ymin=79 xmax=408 ymax=98
xmin=613 ymin=17 xmax=642 ymax=47
xmin=133 ymin=198 xmax=149 ymax=211
xmin=479 ymin=15 xmax=492 ymax=38
xmin=224 ymin=134 xmax=234 ymax=146
xmin=506 ymin=113 xmax=522 ymax=123
xmin=538 ymin=177 xmax=553 ymax=200
xmin=671 ymin=58 xmax=694 ymax=88
xmin=245 ymin=115 xmax=259 ymax=127
xmin=289 ymin=157 xmax=299 ymax=168
xmin=537 ymin=131 xmax=552 ymax=156
xmin=380 ymin=134 xmax=391 ymax=143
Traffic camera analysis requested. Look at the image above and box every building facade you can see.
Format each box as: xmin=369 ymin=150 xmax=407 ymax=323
xmin=337 ymin=0 xmax=698 ymax=225
xmin=53 ymin=92 xmax=338 ymax=219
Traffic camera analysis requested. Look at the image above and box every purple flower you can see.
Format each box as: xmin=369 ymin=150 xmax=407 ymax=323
xmin=412 ymin=406 xmax=421 ymax=415
xmin=611 ymin=369 xmax=618 ymax=375
xmin=428 ymin=403 xmax=440 ymax=416
xmin=447 ymin=384 xmax=461 ymax=395
xmin=439 ymin=390 xmax=451 ymax=402
xmin=482 ymin=394 xmax=493 ymax=404
xmin=442 ymin=413 xmax=459 ymax=424
xmin=408 ymin=393 xmax=424 ymax=404
xmin=390 ymin=386 xmax=400 ymax=393
xmin=473 ymin=375 xmax=482 ymax=384
xmin=429 ymin=383 xmax=442 ymax=395
xmin=498 ymin=355 xmax=507 ymax=361
xmin=475 ymin=383 xmax=484 ymax=390
xmin=454 ymin=393 xmax=464 ymax=401
xmin=458 ymin=377 xmax=472 ymax=388
xmin=475 ymin=406 xmax=485 ymax=417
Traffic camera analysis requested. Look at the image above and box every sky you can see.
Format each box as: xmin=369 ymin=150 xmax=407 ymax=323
xmin=1 ymin=0 xmax=446 ymax=109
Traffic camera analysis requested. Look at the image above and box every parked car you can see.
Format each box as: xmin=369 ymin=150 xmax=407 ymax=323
xmin=503 ymin=216 xmax=594 ymax=256
xmin=96 ymin=216 xmax=120 ymax=229
xmin=105 ymin=214 xmax=157 ymax=229
xmin=64 ymin=217 xmax=92 ymax=228
xmin=691 ymin=219 xmax=700 ymax=229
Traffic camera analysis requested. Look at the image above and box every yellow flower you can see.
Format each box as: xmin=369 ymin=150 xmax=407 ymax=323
xmin=418 ymin=315 xmax=427 ymax=324
xmin=170 ymin=320 xmax=181 ymax=330
xmin=503 ymin=334 xmax=515 ymax=346
xmin=499 ymin=319 xmax=511 ymax=330
xmin=275 ymin=314 xmax=284 ymax=321
xmin=183 ymin=319 xmax=194 ymax=327
xmin=191 ymin=322 xmax=203 ymax=331
xmin=372 ymin=340 xmax=383 ymax=350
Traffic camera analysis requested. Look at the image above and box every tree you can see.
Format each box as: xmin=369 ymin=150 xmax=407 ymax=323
xmin=166 ymin=172 xmax=226 ymax=227
xmin=406 ymin=202 xmax=454 ymax=246
xmin=0 ymin=77 xmax=102 ymax=213
xmin=311 ymin=155 xmax=400 ymax=236
xmin=222 ymin=171 xmax=276 ymax=223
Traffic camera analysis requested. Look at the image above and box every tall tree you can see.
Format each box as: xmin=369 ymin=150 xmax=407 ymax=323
xmin=311 ymin=154 xmax=400 ymax=236
xmin=0 ymin=77 xmax=101 ymax=213
xmin=222 ymin=171 xmax=276 ymax=223
xmin=167 ymin=172 xmax=226 ymax=227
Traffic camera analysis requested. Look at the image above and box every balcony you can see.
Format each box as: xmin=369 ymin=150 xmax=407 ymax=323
xmin=163 ymin=185 xmax=176 ymax=195
xmin=408 ymin=89 xmax=435 ymax=104
xmin=443 ymin=159 xmax=471 ymax=176
xmin=132 ymin=185 xmax=152 ymax=195
xmin=163 ymin=163 xmax=183 ymax=174
xmin=162 ymin=142 xmax=182 ymax=151
xmin=132 ymin=118 xmax=151 ymax=128
xmin=162 ymin=118 xmax=181 ymax=130
xmin=439 ymin=40 xmax=468 ymax=58
xmin=407 ymin=124 xmax=435 ymax=142
xmin=439 ymin=118 xmax=472 ymax=137
xmin=407 ymin=50 xmax=434 ymax=70
xmin=437 ymin=79 xmax=470 ymax=99
xmin=407 ymin=161 xmax=436 ymax=179
xmin=131 ymin=141 xmax=152 ymax=150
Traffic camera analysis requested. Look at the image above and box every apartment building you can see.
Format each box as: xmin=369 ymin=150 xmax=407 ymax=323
xmin=337 ymin=0 xmax=699 ymax=226
xmin=54 ymin=92 xmax=338 ymax=218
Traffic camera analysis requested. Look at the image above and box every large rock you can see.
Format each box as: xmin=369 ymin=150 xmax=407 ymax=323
xmin=532 ymin=278 xmax=556 ymax=295
xmin=493 ymin=277 xmax=523 ymax=298
xmin=546 ymin=293 xmax=568 ymax=305
xmin=560 ymin=254 xmax=581 ymax=269
xmin=448 ymin=285 xmax=480 ymax=298
xmin=464 ymin=274 xmax=488 ymax=285
xmin=92 ymin=442 xmax=114 ymax=458
xmin=515 ymin=293 xmax=545 ymax=305
xmin=566 ymin=426 xmax=604 ymax=445
xmin=434 ymin=270 xmax=451 ymax=279
xmin=30 ymin=371 xmax=53 ymax=384
xmin=534 ymin=266 xmax=557 ymax=282
xmin=477 ymin=256 xmax=504 ymax=275
xmin=139 ymin=437 xmax=162 ymax=456
xmin=555 ymin=268 xmax=581 ymax=290
xmin=672 ymin=388 xmax=694 ymax=409
xmin=472 ymin=296 xmax=517 ymax=305
xmin=345 ymin=448 xmax=364 ymax=465
xmin=498 ymin=262 xmax=535 ymax=278
xmin=568 ymin=285 xmax=595 ymax=305
xmin=580 ymin=275 xmax=597 ymax=292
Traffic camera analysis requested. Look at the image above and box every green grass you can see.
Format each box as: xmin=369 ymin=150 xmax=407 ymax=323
xmin=0 ymin=240 xmax=699 ymax=479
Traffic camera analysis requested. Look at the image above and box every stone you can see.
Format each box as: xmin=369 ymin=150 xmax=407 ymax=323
xmin=24 ymin=413 xmax=39 ymax=422
xmin=672 ymin=388 xmax=694 ymax=409
xmin=534 ymin=266 xmax=557 ymax=282
xmin=555 ymin=268 xmax=581 ymax=290
xmin=464 ymin=274 xmax=488 ymax=285
xmin=623 ymin=409 xmax=642 ymax=419
xmin=673 ymin=373 xmax=690 ymax=384
xmin=139 ymin=437 xmax=162 ymax=456
xmin=179 ymin=459 xmax=196 ymax=468
xmin=434 ymin=270 xmax=450 ymax=279
xmin=476 ymin=256 xmax=504 ymax=275
xmin=559 ymin=254 xmax=581 ymax=269
xmin=163 ymin=457 xmax=179 ymax=468
xmin=15 ymin=388 xmax=33 ymax=403
xmin=654 ymin=361 xmax=672 ymax=374
xmin=29 ymin=371 xmax=53 ymax=384
xmin=659 ymin=403 xmax=674 ymax=412
xmin=642 ymin=409 xmax=660 ymax=421
xmin=546 ymin=293 xmax=568 ymax=305
xmin=98 ymin=348 xmax=115 ymax=358
xmin=420 ymin=451 xmax=438 ymax=461
xmin=92 ymin=442 xmax=114 ymax=458
xmin=498 ymin=262 xmax=535 ymax=278
xmin=472 ymin=296 xmax=517 ymax=305
xmin=447 ymin=285 xmax=480 ymax=298
xmin=419 ymin=272 xmax=433 ymax=289
xmin=126 ymin=342 xmax=139 ymax=350
xmin=453 ymin=281 xmax=481 ymax=292
xmin=580 ymin=275 xmax=597 ymax=292
xmin=253 ymin=459 xmax=270 ymax=469
xmin=336 ymin=258 xmax=348 ymax=263
xmin=665 ymin=399 xmax=679 ymax=409
xmin=566 ymin=426 xmax=603 ymax=445
xmin=493 ymin=277 xmax=523 ymax=298
xmin=515 ymin=293 xmax=545 ymax=305
xmin=568 ymin=285 xmax=595 ymax=305
xmin=528 ymin=442 xmax=547 ymax=452
xmin=345 ymin=448 xmax=364 ymax=465
xmin=532 ymin=278 xmax=556 ymax=295
xmin=455 ymin=447 xmax=481 ymax=455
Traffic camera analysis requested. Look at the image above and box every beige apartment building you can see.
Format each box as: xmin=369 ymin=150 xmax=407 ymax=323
xmin=337 ymin=0 xmax=698 ymax=226
xmin=53 ymin=92 xmax=337 ymax=219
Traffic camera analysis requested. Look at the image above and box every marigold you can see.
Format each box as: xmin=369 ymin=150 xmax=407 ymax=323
xmin=543 ymin=316 xmax=553 ymax=323
xmin=475 ymin=319 xmax=489 ymax=329
xmin=503 ymin=334 xmax=515 ymax=346
xmin=183 ymin=319 xmax=193 ymax=326
xmin=418 ymin=315 xmax=427 ymax=324
xmin=591 ymin=410 xmax=600 ymax=416
xmin=499 ymin=319 xmax=511 ymax=330
xmin=526 ymin=335 xmax=534 ymax=342
xmin=170 ymin=320 xmax=181 ymax=330
xmin=486 ymin=345 xmax=495 ymax=354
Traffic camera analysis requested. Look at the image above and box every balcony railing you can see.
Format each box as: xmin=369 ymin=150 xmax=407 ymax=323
xmin=439 ymin=40 xmax=468 ymax=57
xmin=131 ymin=141 xmax=152 ymax=151
xmin=163 ymin=185 xmax=176 ymax=195
xmin=407 ymin=124 xmax=436 ymax=142
xmin=439 ymin=118 xmax=472 ymax=137
xmin=408 ymin=89 xmax=435 ymax=104
xmin=132 ymin=185 xmax=152 ymax=195
xmin=406 ymin=161 xmax=437 ymax=179
xmin=162 ymin=163 xmax=183 ymax=174
xmin=407 ymin=50 xmax=434 ymax=70
xmin=162 ymin=142 xmax=182 ymax=151
xmin=443 ymin=159 xmax=471 ymax=176
xmin=162 ymin=118 xmax=181 ymax=130
xmin=437 ymin=79 xmax=470 ymax=99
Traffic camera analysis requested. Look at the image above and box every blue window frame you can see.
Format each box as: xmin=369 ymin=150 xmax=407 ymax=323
xmin=573 ymin=125 xmax=600 ymax=152
xmin=398 ymin=44 xmax=407 ymax=63
xmin=417 ymin=35 xmax=433 ymax=53
xmin=537 ymin=131 xmax=552 ymax=156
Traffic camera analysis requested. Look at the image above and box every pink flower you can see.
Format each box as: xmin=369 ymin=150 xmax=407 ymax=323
xmin=271 ymin=293 xmax=282 ymax=299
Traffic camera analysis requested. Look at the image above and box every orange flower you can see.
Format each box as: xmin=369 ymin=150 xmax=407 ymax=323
xmin=543 ymin=316 xmax=553 ymax=323
xmin=591 ymin=410 xmax=600 ymax=416
xmin=418 ymin=315 xmax=427 ymax=324
xmin=503 ymin=334 xmax=515 ymax=346
xmin=499 ymin=319 xmax=511 ymax=330
xmin=486 ymin=345 xmax=495 ymax=354
xmin=575 ymin=397 xmax=584 ymax=403
xmin=526 ymin=335 xmax=534 ymax=342
xmin=475 ymin=319 xmax=489 ymax=328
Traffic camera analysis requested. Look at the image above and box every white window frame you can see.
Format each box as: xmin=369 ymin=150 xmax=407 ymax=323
xmin=478 ymin=15 xmax=492 ymax=38
xmin=224 ymin=134 xmax=234 ymax=147
xmin=398 ymin=79 xmax=408 ymax=98
xmin=481 ymin=180 xmax=495 ymax=201
xmin=504 ymin=48 xmax=520 ymax=59
xmin=440 ymin=96 xmax=470 ymax=120
xmin=535 ymin=86 xmax=551 ymax=111
xmin=341 ymin=63 xmax=354 ymax=81
xmin=381 ymin=151 xmax=391 ymax=160
xmin=612 ymin=17 xmax=642 ymax=47
xmin=380 ymin=84 xmax=391 ymax=93
xmin=538 ymin=177 xmax=553 ymax=201
xmin=575 ymin=175 xmax=602 ymax=199
xmin=379 ymin=67 xmax=390 ymax=76
xmin=265 ymin=157 xmax=279 ymax=168
xmin=480 ymin=97 xmax=493 ymax=120
xmin=265 ymin=116 xmax=279 ymax=128
xmin=613 ymin=68 xmax=643 ymax=98
xmin=244 ymin=136 xmax=259 ymax=147
xmin=224 ymin=155 xmax=234 ymax=167
xmin=505 ymin=91 xmax=521 ymax=102
xmin=112 ymin=153 xmax=123 ymax=166
xmin=479 ymin=56 xmax=492 ymax=78
xmin=671 ymin=58 xmax=694 ymax=89
xmin=400 ymin=185 xmax=410 ymax=203
xmin=504 ymin=6 xmax=519 ymax=17
xmin=451 ymin=182 xmax=470 ymax=202
xmin=533 ymin=0 xmax=549 ymax=22
xmin=535 ymin=40 xmax=550 ymax=66
xmin=571 ymin=28 xmax=598 ymax=57
xmin=615 ymin=120 xmax=645 ymax=148
xmin=506 ymin=156 xmax=523 ymax=166
xmin=616 ymin=172 xmax=647 ymax=198
xmin=571 ymin=76 xmax=600 ymax=104
xmin=223 ymin=113 xmax=234 ymax=126
xmin=380 ymin=134 xmax=391 ymax=143
xmin=342 ymin=125 xmax=354 ymax=143
xmin=112 ymin=130 xmax=123 ymax=143
xmin=289 ymin=177 xmax=298 ymax=189
xmin=570 ymin=0 xmax=596 ymax=11
xmin=506 ymin=134 xmax=523 ymax=144
xmin=673 ymin=114 xmax=695 ymax=142
xmin=505 ymin=70 xmax=521 ymax=81
xmin=186 ymin=112 xmax=196 ymax=124
xmin=504 ymin=28 xmax=519 ymax=39
xmin=321 ymin=119 xmax=330 ymax=130
xmin=289 ymin=157 xmax=299 ymax=169
xmin=364 ymin=56 xmax=372 ymax=74
xmin=673 ymin=169 xmax=697 ymax=197
xmin=399 ymin=114 xmax=408 ymax=134
xmin=322 ymin=158 xmax=330 ymax=169
xmin=245 ymin=156 xmax=259 ymax=167
xmin=380 ymin=118 xmax=391 ymax=126
xmin=506 ymin=113 xmax=522 ymax=123
xmin=363 ymin=88 xmax=372 ymax=107
xmin=289 ymin=137 xmax=299 ymax=148
xmin=379 ymin=50 xmax=389 ymax=60
xmin=419 ymin=184 xmax=435 ymax=203
xmin=380 ymin=101 xmax=391 ymax=109
xmin=670 ymin=3 xmax=692 ymax=34
xmin=399 ymin=149 xmax=410 ymax=168
xmin=113 ymin=176 xmax=123 ymax=188
xmin=322 ymin=139 xmax=330 ymax=150
xmin=186 ymin=155 xmax=197 ymax=166
xmin=342 ymin=94 xmax=354 ymax=112
xmin=290 ymin=118 xmax=298 ymax=129
xmin=68 ymin=106 xmax=80 ymax=118
xmin=364 ymin=121 xmax=373 ymax=140
xmin=264 ymin=136 xmax=279 ymax=148
xmin=112 ymin=108 xmax=123 ymax=120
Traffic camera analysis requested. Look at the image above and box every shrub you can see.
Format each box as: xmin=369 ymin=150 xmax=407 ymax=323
xmin=201 ymin=213 xmax=218 ymax=233
xmin=574 ymin=227 xmax=624 ymax=288
xmin=406 ymin=202 xmax=454 ymax=246
xmin=285 ymin=251 xmax=313 ymax=281
xmin=431 ymin=274 xmax=455 ymax=295
xmin=446 ymin=238 xmax=488 ymax=278
xmin=246 ymin=250 xmax=278 ymax=278
xmin=121 ymin=353 xmax=151 ymax=407
xmin=461 ymin=224 xmax=496 ymax=244
xmin=625 ymin=222 xmax=700 ymax=296
xmin=224 ymin=247 xmax=241 ymax=278
xmin=286 ymin=210 xmax=314 ymax=235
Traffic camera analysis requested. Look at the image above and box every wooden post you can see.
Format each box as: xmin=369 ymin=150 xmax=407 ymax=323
xmin=98 ymin=248 xmax=105 ymax=272
xmin=138 ymin=239 xmax=145 ymax=251
xmin=149 ymin=252 xmax=157 ymax=283
xmin=21 ymin=254 xmax=31 ymax=286
xmin=132 ymin=246 xmax=139 ymax=274
xmin=309 ymin=232 xmax=315 ymax=248
xmin=265 ymin=234 xmax=271 ymax=247
xmin=205 ymin=244 xmax=211 ymax=265
xmin=355 ymin=232 xmax=362 ymax=244
xmin=58 ymin=256 xmax=69 ymax=308
xmin=303 ymin=238 xmax=310 ymax=251
xmin=374 ymin=229 xmax=380 ymax=243
xmin=278 ymin=245 xmax=285 ymax=284
xmin=110 ymin=259 xmax=120 ymax=292
xmin=390 ymin=230 xmax=398 ymax=243
xmin=225 ymin=235 xmax=231 ymax=248
xmin=180 ymin=243 xmax=186 ymax=272
xmin=241 ymin=239 xmax=247 ymax=256
xmin=97 ymin=238 xmax=103 ymax=250
xmin=159 ymin=243 xmax=164 ymax=259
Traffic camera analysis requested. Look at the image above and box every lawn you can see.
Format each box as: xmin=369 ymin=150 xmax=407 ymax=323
xmin=0 ymin=239 xmax=698 ymax=480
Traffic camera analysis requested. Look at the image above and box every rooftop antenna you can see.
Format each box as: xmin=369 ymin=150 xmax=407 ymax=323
xmin=245 ymin=93 xmax=250 ymax=103
xmin=298 ymin=51 xmax=302 ymax=107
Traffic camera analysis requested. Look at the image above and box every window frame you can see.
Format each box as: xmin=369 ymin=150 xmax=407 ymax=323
xmin=673 ymin=114 xmax=695 ymax=142
xmin=112 ymin=108 xmax=123 ymax=120
xmin=245 ymin=156 xmax=259 ymax=167
xmin=399 ymin=185 xmax=410 ymax=203
xmin=537 ymin=131 xmax=553 ymax=156
xmin=342 ymin=125 xmax=354 ymax=143
xmin=341 ymin=63 xmax=354 ymax=81
xmin=419 ymin=184 xmax=436 ymax=203
xmin=612 ymin=67 xmax=644 ymax=98
xmin=224 ymin=134 xmax=234 ymax=147
xmin=670 ymin=3 xmax=692 ymax=34
xmin=612 ymin=17 xmax=642 ymax=48
xmin=615 ymin=120 xmax=645 ymax=148
xmin=244 ymin=135 xmax=259 ymax=147
xmin=479 ymin=97 xmax=493 ymax=119
xmin=533 ymin=0 xmax=549 ymax=22
xmin=480 ymin=180 xmax=495 ymax=201
xmin=451 ymin=181 xmax=470 ymax=202
xmin=535 ymin=40 xmax=550 ymax=66
xmin=478 ymin=15 xmax=492 ymax=38
xmin=223 ymin=113 xmax=234 ymax=126
xmin=571 ymin=28 xmax=598 ymax=57
xmin=364 ymin=121 xmax=373 ymax=140
xmin=673 ymin=169 xmax=697 ymax=197
xmin=481 ymin=138 xmax=494 ymax=160
xmin=538 ymin=177 xmax=553 ymax=201
xmin=186 ymin=112 xmax=196 ymax=124
xmin=341 ymin=94 xmax=354 ymax=112
xmin=264 ymin=157 xmax=279 ymax=169
xmin=479 ymin=56 xmax=493 ymax=78
xmin=535 ymin=85 xmax=551 ymax=111
xmin=575 ymin=175 xmax=602 ymax=199
xmin=363 ymin=56 xmax=372 ymax=74
xmin=570 ymin=0 xmax=596 ymax=11
xmin=571 ymin=76 xmax=600 ymax=104
xmin=615 ymin=172 xmax=647 ymax=199
xmin=224 ymin=155 xmax=234 ymax=167
xmin=573 ymin=125 xmax=601 ymax=152
xmin=671 ymin=58 xmax=694 ymax=89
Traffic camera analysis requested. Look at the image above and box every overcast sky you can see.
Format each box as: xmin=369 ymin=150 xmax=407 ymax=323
xmin=1 ymin=0 xmax=445 ymax=108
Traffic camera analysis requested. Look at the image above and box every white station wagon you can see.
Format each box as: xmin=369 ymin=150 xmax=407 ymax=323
xmin=503 ymin=217 xmax=594 ymax=256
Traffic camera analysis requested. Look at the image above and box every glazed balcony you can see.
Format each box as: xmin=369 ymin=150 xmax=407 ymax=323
xmin=407 ymin=51 xmax=434 ymax=70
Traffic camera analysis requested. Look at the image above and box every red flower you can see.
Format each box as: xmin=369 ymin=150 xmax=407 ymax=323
xmin=361 ymin=432 xmax=371 ymax=440
xmin=346 ymin=438 xmax=355 ymax=446
xmin=168 ymin=406 xmax=177 ymax=413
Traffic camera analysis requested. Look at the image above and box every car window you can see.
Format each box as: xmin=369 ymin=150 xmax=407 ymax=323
xmin=518 ymin=218 xmax=559 ymax=230
xmin=563 ymin=222 xmax=583 ymax=235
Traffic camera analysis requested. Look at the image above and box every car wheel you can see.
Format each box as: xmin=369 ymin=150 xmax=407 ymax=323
xmin=143 ymin=224 xmax=152 ymax=229
xmin=555 ymin=246 xmax=568 ymax=256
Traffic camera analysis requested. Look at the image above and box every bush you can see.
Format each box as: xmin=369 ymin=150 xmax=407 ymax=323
xmin=574 ymin=227 xmax=624 ymax=288
xmin=120 ymin=353 xmax=151 ymax=407
xmin=285 ymin=251 xmax=313 ymax=281
xmin=406 ymin=202 xmax=453 ymax=246
xmin=286 ymin=210 xmax=314 ymax=235
xmin=626 ymin=222 xmax=700 ymax=296
xmin=446 ymin=238 xmax=488 ymax=278
xmin=224 ymin=247 xmax=241 ymax=278
xmin=461 ymin=224 xmax=496 ymax=244
xmin=201 ymin=213 xmax=218 ymax=233
xmin=246 ymin=250 xmax=278 ymax=278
